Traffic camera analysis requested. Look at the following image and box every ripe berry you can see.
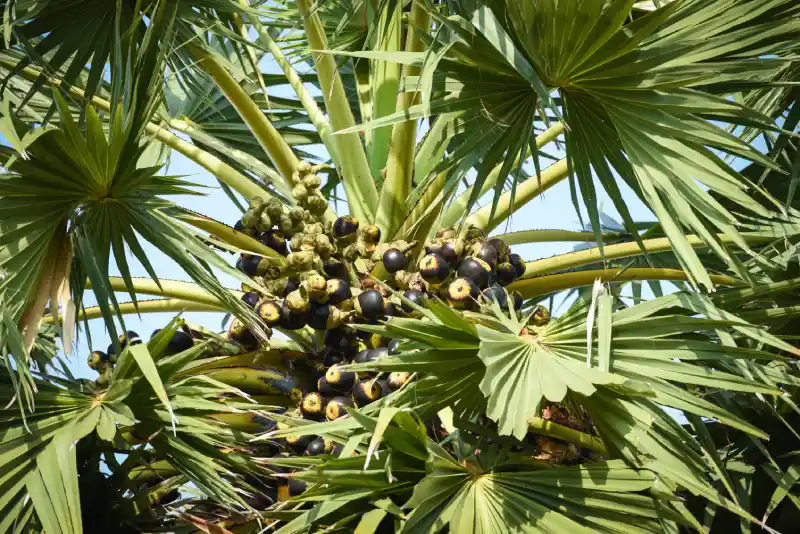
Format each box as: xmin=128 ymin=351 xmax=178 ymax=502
xmin=439 ymin=241 xmax=459 ymax=265
xmin=285 ymin=434 xmax=312 ymax=453
xmin=257 ymin=300 xmax=282 ymax=326
xmin=387 ymin=339 xmax=402 ymax=355
xmin=482 ymin=284 xmax=507 ymax=308
xmin=280 ymin=301 xmax=308 ymax=330
xmin=317 ymin=376 xmax=339 ymax=397
xmin=322 ymin=348 xmax=347 ymax=367
xmin=228 ymin=319 xmax=257 ymax=347
xmin=324 ymin=328 xmax=354 ymax=353
xmin=476 ymin=244 xmax=498 ymax=268
xmin=305 ymin=438 xmax=331 ymax=456
xmin=119 ymin=331 xmax=141 ymax=348
xmin=419 ymin=254 xmax=450 ymax=284
xmin=402 ymin=290 xmax=426 ymax=313
xmin=308 ymin=303 xmax=331 ymax=330
xmin=166 ymin=331 xmax=194 ymax=355
xmin=282 ymin=278 xmax=300 ymax=297
xmin=326 ymin=279 xmax=352 ymax=305
xmin=259 ymin=230 xmax=288 ymax=255
xmin=352 ymin=379 xmax=383 ymax=407
xmin=323 ymin=260 xmax=348 ymax=279
xmin=333 ymin=216 xmax=359 ymax=239
xmin=495 ymin=262 xmax=518 ymax=286
xmin=357 ymin=290 xmax=386 ymax=320
xmin=512 ymin=291 xmax=524 ymax=310
xmin=326 ymin=396 xmax=355 ymax=421
xmin=509 ymin=253 xmax=526 ymax=278
xmin=388 ymin=372 xmax=410 ymax=391
xmin=300 ymin=392 xmax=327 ymax=421
xmin=240 ymin=255 xmax=265 ymax=276
xmin=241 ymin=291 xmax=260 ymax=308
xmin=382 ymin=248 xmax=408 ymax=273
xmin=457 ymin=257 xmax=491 ymax=288
xmin=87 ymin=351 xmax=105 ymax=370
xmin=325 ymin=365 xmax=358 ymax=392
xmin=447 ymin=278 xmax=480 ymax=309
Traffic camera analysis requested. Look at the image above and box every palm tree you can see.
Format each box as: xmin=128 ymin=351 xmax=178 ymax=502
xmin=1 ymin=0 xmax=799 ymax=531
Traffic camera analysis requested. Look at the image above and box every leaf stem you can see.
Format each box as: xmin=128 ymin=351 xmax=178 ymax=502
xmin=509 ymin=268 xmax=743 ymax=299
xmin=44 ymin=299 xmax=224 ymax=324
xmin=189 ymin=44 xmax=299 ymax=192
xmin=296 ymin=0 xmax=379 ymax=223
xmin=494 ymin=229 xmax=625 ymax=245
xmin=527 ymin=417 xmax=608 ymax=456
xmin=519 ymin=233 xmax=776 ymax=279
xmin=466 ymin=157 xmax=568 ymax=232
xmin=375 ymin=0 xmax=430 ymax=240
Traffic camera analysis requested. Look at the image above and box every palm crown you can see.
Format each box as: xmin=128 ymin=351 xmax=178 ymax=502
xmin=1 ymin=0 xmax=800 ymax=532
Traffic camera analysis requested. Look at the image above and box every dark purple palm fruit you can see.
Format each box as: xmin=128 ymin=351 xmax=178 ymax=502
xmin=352 ymin=379 xmax=383 ymax=407
xmin=300 ymin=392 xmax=326 ymax=421
xmin=447 ymin=278 xmax=480 ymax=309
xmin=437 ymin=241 xmax=458 ymax=267
xmin=512 ymin=291 xmax=524 ymax=311
xmin=323 ymin=260 xmax=348 ymax=280
xmin=325 ymin=397 xmax=355 ymax=421
xmin=279 ymin=300 xmax=309 ymax=330
xmin=476 ymin=243 xmax=498 ymax=269
xmin=326 ymin=279 xmax=352 ymax=305
xmin=382 ymin=248 xmax=408 ymax=273
xmin=356 ymin=290 xmax=386 ymax=321
xmin=401 ymin=290 xmax=426 ymax=314
xmin=419 ymin=254 xmax=450 ymax=284
xmin=482 ymin=284 xmax=507 ymax=308
xmin=333 ymin=216 xmax=359 ymax=241
xmin=241 ymin=291 xmax=260 ymax=308
xmin=240 ymin=254 xmax=265 ymax=277
xmin=495 ymin=263 xmax=518 ymax=286
xmin=456 ymin=257 xmax=491 ymax=288
xmin=308 ymin=302 xmax=332 ymax=330
xmin=257 ymin=299 xmax=282 ymax=326
xmin=508 ymin=253 xmax=526 ymax=278
xmin=282 ymin=278 xmax=300 ymax=297
xmin=234 ymin=219 xmax=258 ymax=238
xmin=259 ymin=229 xmax=288 ymax=255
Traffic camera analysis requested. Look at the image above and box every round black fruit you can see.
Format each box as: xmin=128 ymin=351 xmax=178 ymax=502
xmin=447 ymin=278 xmax=480 ymax=309
xmin=282 ymin=278 xmax=300 ymax=297
xmin=388 ymin=339 xmax=402 ymax=355
xmin=419 ymin=254 xmax=450 ymax=284
xmin=259 ymin=230 xmax=288 ymax=255
xmin=326 ymin=396 xmax=355 ymax=421
xmin=285 ymin=434 xmax=313 ymax=453
xmin=357 ymin=290 xmax=385 ymax=320
xmin=280 ymin=301 xmax=309 ymax=330
xmin=166 ymin=331 xmax=194 ymax=355
xmin=326 ymin=279 xmax=352 ymax=305
xmin=228 ymin=319 xmax=257 ymax=347
xmin=440 ymin=241 xmax=459 ymax=265
xmin=388 ymin=372 xmax=410 ymax=391
xmin=325 ymin=328 xmax=354 ymax=353
xmin=482 ymin=284 xmax=507 ymax=308
xmin=352 ymin=380 xmax=383 ymax=407
xmin=325 ymin=365 xmax=358 ymax=393
xmin=370 ymin=347 xmax=389 ymax=361
xmin=402 ymin=290 xmax=426 ymax=313
xmin=385 ymin=301 xmax=397 ymax=317
xmin=241 ymin=291 xmax=260 ymax=308
xmin=323 ymin=260 xmax=348 ymax=280
xmin=240 ymin=254 xmax=263 ymax=276
xmin=353 ymin=349 xmax=374 ymax=366
xmin=87 ymin=351 xmax=105 ymax=370
xmin=512 ymin=291 xmax=524 ymax=310
xmin=382 ymin=248 xmax=408 ymax=273
xmin=333 ymin=216 xmax=359 ymax=239
xmin=476 ymin=244 xmax=498 ymax=268
xmin=119 ymin=331 xmax=141 ymax=348
xmin=509 ymin=253 xmax=526 ymax=278
xmin=457 ymin=257 xmax=490 ymax=288
xmin=308 ymin=303 xmax=331 ymax=330
xmin=300 ymin=392 xmax=327 ymax=420
xmin=305 ymin=438 xmax=330 ymax=456
xmin=257 ymin=300 xmax=282 ymax=326
xmin=317 ymin=376 xmax=339 ymax=397
xmin=495 ymin=262 xmax=518 ymax=286
xmin=486 ymin=237 xmax=508 ymax=257
xmin=322 ymin=348 xmax=347 ymax=367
